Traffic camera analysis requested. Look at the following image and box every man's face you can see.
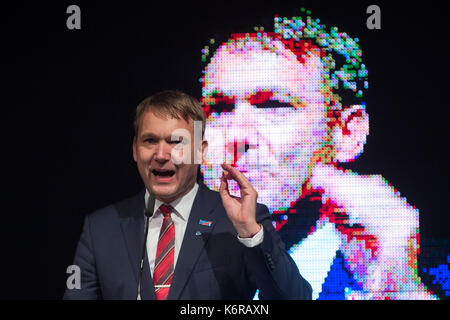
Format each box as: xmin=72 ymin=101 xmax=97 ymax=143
xmin=133 ymin=110 xmax=206 ymax=203
xmin=201 ymin=38 xmax=328 ymax=212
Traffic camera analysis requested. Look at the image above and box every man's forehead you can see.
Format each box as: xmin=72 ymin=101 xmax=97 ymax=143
xmin=203 ymin=39 xmax=324 ymax=100
xmin=139 ymin=110 xmax=194 ymax=136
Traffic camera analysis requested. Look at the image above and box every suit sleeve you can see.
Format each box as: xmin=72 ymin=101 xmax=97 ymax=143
xmin=243 ymin=204 xmax=312 ymax=300
xmin=63 ymin=214 xmax=102 ymax=300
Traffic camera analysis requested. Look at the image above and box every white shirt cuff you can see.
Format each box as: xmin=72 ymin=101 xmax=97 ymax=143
xmin=237 ymin=225 xmax=264 ymax=248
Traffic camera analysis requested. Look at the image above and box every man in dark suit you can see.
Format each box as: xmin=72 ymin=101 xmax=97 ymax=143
xmin=64 ymin=90 xmax=312 ymax=300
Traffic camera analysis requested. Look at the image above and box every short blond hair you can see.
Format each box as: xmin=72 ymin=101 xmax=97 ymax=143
xmin=134 ymin=90 xmax=206 ymax=137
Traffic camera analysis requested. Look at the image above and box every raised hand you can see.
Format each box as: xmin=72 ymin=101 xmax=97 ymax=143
xmin=219 ymin=163 xmax=261 ymax=238
xmin=310 ymin=162 xmax=435 ymax=299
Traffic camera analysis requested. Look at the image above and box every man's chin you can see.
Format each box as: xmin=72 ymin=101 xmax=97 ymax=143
xmin=148 ymin=184 xmax=178 ymax=201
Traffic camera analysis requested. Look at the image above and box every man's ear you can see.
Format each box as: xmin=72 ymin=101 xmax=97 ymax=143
xmin=201 ymin=139 xmax=208 ymax=164
xmin=332 ymin=105 xmax=369 ymax=162
xmin=132 ymin=136 xmax=137 ymax=162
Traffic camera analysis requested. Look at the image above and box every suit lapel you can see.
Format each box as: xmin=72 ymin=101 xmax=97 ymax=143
xmin=167 ymin=184 xmax=220 ymax=300
xmin=118 ymin=189 xmax=156 ymax=300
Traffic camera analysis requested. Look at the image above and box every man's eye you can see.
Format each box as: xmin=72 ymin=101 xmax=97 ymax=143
xmin=170 ymin=137 xmax=188 ymax=145
xmin=254 ymin=100 xmax=294 ymax=109
xmin=145 ymin=138 xmax=156 ymax=143
xmin=204 ymin=93 xmax=236 ymax=115
xmin=209 ymin=101 xmax=235 ymax=114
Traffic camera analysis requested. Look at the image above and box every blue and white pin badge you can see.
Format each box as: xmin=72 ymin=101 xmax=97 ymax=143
xmin=199 ymin=219 xmax=212 ymax=227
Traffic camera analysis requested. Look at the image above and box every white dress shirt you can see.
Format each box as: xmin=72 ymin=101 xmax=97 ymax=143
xmin=144 ymin=183 xmax=264 ymax=277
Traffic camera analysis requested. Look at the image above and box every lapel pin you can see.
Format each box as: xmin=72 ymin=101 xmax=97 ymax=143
xmin=195 ymin=231 xmax=202 ymax=236
xmin=199 ymin=219 xmax=212 ymax=227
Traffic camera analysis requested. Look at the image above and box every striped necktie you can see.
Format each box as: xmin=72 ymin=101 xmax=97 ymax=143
xmin=153 ymin=204 xmax=175 ymax=300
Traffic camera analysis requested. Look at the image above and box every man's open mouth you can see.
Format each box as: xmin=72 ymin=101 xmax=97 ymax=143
xmin=152 ymin=169 xmax=176 ymax=177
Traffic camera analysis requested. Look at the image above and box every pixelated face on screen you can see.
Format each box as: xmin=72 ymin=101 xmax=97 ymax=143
xmin=201 ymin=34 xmax=329 ymax=213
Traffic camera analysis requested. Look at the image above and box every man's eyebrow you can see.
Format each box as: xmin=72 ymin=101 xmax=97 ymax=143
xmin=139 ymin=132 xmax=159 ymax=139
xmin=248 ymin=90 xmax=274 ymax=105
xmin=205 ymin=92 xmax=236 ymax=103
xmin=139 ymin=132 xmax=186 ymax=141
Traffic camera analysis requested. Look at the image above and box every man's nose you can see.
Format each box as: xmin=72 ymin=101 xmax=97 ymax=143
xmin=226 ymin=100 xmax=259 ymax=166
xmin=154 ymin=142 xmax=171 ymax=162
xmin=227 ymin=99 xmax=258 ymax=131
xmin=225 ymin=139 xmax=256 ymax=166
xmin=234 ymin=100 xmax=255 ymax=117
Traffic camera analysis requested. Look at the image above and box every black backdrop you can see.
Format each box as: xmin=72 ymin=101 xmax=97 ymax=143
xmin=1 ymin=0 xmax=449 ymax=299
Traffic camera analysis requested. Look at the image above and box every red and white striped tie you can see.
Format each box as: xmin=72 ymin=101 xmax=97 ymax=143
xmin=153 ymin=204 xmax=175 ymax=300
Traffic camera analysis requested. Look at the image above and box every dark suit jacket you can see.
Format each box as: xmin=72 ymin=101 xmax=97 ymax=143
xmin=63 ymin=184 xmax=312 ymax=300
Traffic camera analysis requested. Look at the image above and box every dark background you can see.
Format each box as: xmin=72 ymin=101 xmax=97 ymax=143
xmin=1 ymin=1 xmax=449 ymax=299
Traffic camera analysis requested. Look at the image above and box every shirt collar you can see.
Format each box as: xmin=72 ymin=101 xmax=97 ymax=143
xmin=144 ymin=183 xmax=199 ymax=221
